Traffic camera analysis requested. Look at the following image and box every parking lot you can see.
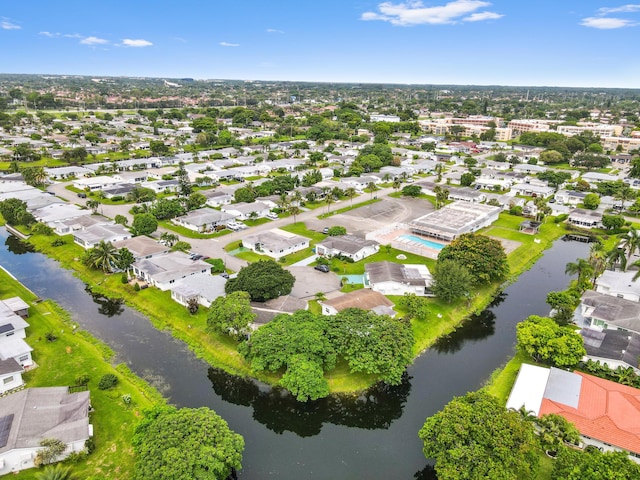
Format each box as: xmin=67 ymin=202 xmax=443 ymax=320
xmin=306 ymin=197 xmax=434 ymax=236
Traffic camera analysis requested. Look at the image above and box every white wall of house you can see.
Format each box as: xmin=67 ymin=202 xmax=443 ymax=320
xmin=316 ymin=244 xmax=378 ymax=261
xmin=0 ymin=437 xmax=90 ymax=475
xmin=0 ymin=371 xmax=23 ymax=394
xmin=241 ymin=239 xmax=309 ymax=259
xmin=369 ymin=280 xmax=425 ymax=297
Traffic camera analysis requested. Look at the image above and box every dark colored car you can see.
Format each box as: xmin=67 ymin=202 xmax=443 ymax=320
xmin=77 ymin=192 xmax=87 ymax=198
xmin=314 ymin=264 xmax=330 ymax=273
xmin=322 ymin=227 xmax=329 ymax=234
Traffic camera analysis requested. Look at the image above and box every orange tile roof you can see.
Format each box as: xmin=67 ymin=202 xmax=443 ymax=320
xmin=539 ymin=371 xmax=640 ymax=454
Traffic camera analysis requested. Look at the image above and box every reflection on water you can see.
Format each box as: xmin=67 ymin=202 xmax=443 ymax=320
xmin=86 ymin=287 xmax=125 ymax=317
xmin=432 ymin=309 xmax=496 ymax=355
xmin=5 ymin=235 xmax=35 ymax=255
xmin=207 ymin=367 xmax=411 ymax=437
xmin=413 ymin=464 xmax=438 ymax=480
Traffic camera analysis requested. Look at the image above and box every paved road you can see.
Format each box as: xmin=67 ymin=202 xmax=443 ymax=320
xmin=46 ymin=181 xmax=414 ymax=282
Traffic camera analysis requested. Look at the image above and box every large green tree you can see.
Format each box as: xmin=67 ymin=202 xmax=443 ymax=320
xmin=132 ymin=405 xmax=244 ymax=480
xmin=206 ymin=291 xmax=255 ymax=340
xmin=326 ymin=308 xmax=413 ymax=385
xmin=431 ymin=259 xmax=473 ymax=303
xmin=131 ymin=213 xmax=158 ymax=236
xmin=553 ymin=448 xmax=640 ymax=480
xmin=0 ymin=198 xmax=34 ymax=225
xmin=516 ymin=315 xmax=585 ymax=368
xmin=225 ymin=260 xmax=295 ymax=302
xmin=437 ymin=233 xmax=509 ymax=285
xmin=419 ymin=391 xmax=539 ymax=480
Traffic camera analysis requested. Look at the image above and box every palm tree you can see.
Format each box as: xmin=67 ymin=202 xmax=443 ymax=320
xmin=615 ymin=186 xmax=636 ymax=211
xmin=621 ymin=229 xmax=640 ymax=263
xmin=587 ymin=243 xmax=607 ymax=285
xmin=607 ymin=246 xmax=628 ymax=271
xmin=345 ymin=187 xmax=357 ymax=207
xmin=325 ymin=193 xmax=335 ymax=214
xmin=288 ymin=204 xmax=301 ymax=224
xmin=291 ymin=190 xmax=303 ymax=207
xmin=86 ymin=199 xmax=100 ymax=214
xmin=565 ymin=258 xmax=594 ymax=285
xmin=367 ymin=182 xmax=378 ymax=200
xmin=434 ymin=185 xmax=449 ymax=210
xmin=36 ymin=464 xmax=77 ymax=480
xmin=392 ymin=179 xmax=402 ymax=192
xmin=160 ymin=232 xmax=179 ymax=247
xmin=86 ymin=240 xmax=119 ymax=273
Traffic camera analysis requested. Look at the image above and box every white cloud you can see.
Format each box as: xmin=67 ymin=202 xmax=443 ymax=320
xmin=464 ymin=11 xmax=503 ymax=22
xmin=361 ymin=0 xmax=502 ymax=26
xmin=220 ymin=41 xmax=240 ymax=47
xmin=121 ymin=38 xmax=153 ymax=47
xmin=39 ymin=31 xmax=57 ymax=37
xmin=81 ymin=36 xmax=108 ymax=45
xmin=267 ymin=28 xmax=284 ymax=34
xmin=1 ymin=19 xmax=21 ymax=30
xmin=63 ymin=33 xmax=83 ymax=39
xmin=598 ymin=4 xmax=640 ymax=15
xmin=581 ymin=16 xmax=636 ymax=29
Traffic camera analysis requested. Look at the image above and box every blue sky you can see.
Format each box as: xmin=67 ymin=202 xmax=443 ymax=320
xmin=1 ymin=1 xmax=639 ymax=88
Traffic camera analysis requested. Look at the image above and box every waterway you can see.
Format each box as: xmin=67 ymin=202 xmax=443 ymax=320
xmin=0 ymin=228 xmax=589 ymax=479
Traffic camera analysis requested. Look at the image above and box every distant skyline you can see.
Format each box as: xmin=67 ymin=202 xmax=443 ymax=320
xmin=2 ymin=1 xmax=640 ymax=89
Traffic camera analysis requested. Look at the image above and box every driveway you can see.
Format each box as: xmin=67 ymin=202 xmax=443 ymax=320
xmin=286 ymin=266 xmax=341 ymax=300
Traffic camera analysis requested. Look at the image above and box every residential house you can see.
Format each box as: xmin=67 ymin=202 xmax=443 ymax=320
xmin=580 ymin=328 xmax=640 ymax=374
xmin=555 ymin=190 xmax=587 ymax=206
xmin=132 ymin=251 xmax=211 ymax=291
xmin=53 ymin=215 xmax=104 ymax=235
xmin=222 ymin=201 xmax=270 ymax=220
xmin=510 ymin=182 xmax=554 ymax=198
xmin=582 ymin=172 xmax=620 ymax=184
xmin=316 ymin=235 xmax=379 ymax=261
xmin=72 ymin=223 xmax=131 ymax=249
xmin=44 ymin=166 xmax=93 ymax=180
xmin=447 ymin=186 xmax=486 ymax=203
xmin=0 ymin=387 xmax=92 ymax=474
xmin=242 ymin=229 xmax=309 ymax=259
xmin=507 ymin=363 xmax=640 ymax=462
xmin=32 ymin=204 xmax=92 ymax=231
xmin=140 ymin=179 xmax=180 ymax=194
xmin=576 ymin=290 xmax=640 ymax=334
xmin=112 ymin=236 xmax=170 ymax=260
xmin=170 ymin=273 xmax=226 ymax=308
xmin=204 ymin=191 xmax=233 ymax=208
xmin=595 ymin=270 xmax=640 ymax=302
xmin=0 ymin=300 xmax=33 ymax=369
xmin=364 ymin=262 xmax=432 ymax=296
xmin=101 ymin=183 xmax=137 ymax=199
xmin=72 ymin=176 xmax=121 ymax=192
xmin=172 ymin=208 xmax=236 ymax=233
xmin=568 ymin=209 xmax=602 ymax=229
xmin=319 ymin=289 xmax=396 ymax=317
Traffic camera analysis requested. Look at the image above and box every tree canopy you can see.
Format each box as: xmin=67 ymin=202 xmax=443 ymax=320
xmin=553 ymin=448 xmax=640 ymax=480
xmin=225 ymin=260 xmax=295 ymax=302
xmin=516 ymin=315 xmax=585 ymax=368
xmin=206 ymin=291 xmax=255 ymax=340
xmin=132 ymin=405 xmax=244 ymax=480
xmin=419 ymin=390 xmax=539 ymax=480
xmin=437 ymin=233 xmax=509 ymax=285
xmin=431 ymin=259 xmax=473 ymax=303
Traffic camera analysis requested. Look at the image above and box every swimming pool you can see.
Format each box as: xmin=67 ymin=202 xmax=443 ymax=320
xmin=399 ymin=234 xmax=446 ymax=250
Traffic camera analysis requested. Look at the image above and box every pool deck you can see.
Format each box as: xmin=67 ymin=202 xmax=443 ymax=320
xmin=372 ymin=227 xmax=447 ymax=260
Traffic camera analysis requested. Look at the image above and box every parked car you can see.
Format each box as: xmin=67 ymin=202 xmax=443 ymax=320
xmin=77 ymin=192 xmax=87 ymax=198
xmin=219 ymin=272 xmax=230 ymax=279
xmin=314 ymin=264 xmax=330 ymax=273
xmin=322 ymin=227 xmax=329 ymax=234
xmin=266 ymin=212 xmax=279 ymax=220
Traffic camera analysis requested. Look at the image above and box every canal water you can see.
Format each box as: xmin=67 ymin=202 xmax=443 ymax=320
xmin=0 ymin=229 xmax=589 ymax=479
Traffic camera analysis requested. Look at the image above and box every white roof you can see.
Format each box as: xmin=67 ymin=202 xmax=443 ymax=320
xmin=505 ymin=363 xmax=550 ymax=416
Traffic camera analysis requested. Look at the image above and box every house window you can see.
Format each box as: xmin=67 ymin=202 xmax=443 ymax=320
xmin=19 ymin=355 xmax=29 ymax=362
xmin=5 ymin=332 xmax=14 ymax=337
xmin=3 ymin=376 xmax=13 ymax=385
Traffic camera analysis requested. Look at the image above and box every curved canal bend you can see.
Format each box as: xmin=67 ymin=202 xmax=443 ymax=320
xmin=0 ymin=229 xmax=589 ymax=479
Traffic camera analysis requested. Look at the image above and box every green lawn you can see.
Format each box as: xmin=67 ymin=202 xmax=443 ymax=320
xmin=158 ymin=220 xmax=231 ymax=239
xmin=317 ymin=198 xmax=380 ymax=219
xmin=0 ymin=267 xmax=163 ymax=480
xmin=243 ymin=217 xmax=270 ymax=227
xmin=329 ymin=247 xmax=435 ymax=275
xmin=280 ymin=222 xmax=327 ymax=242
